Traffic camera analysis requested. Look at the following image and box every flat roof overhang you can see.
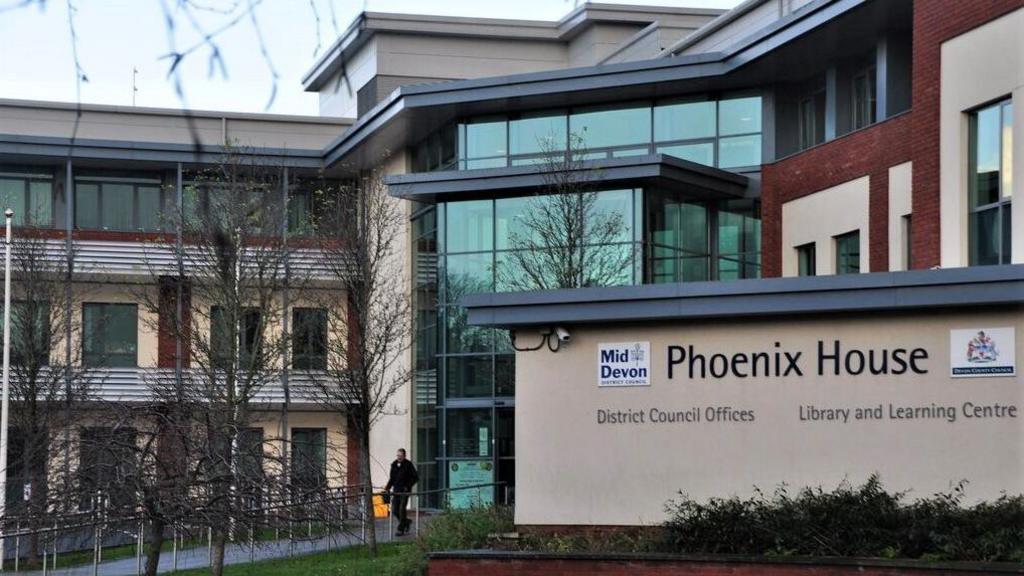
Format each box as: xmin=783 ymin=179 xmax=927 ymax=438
xmin=385 ymin=154 xmax=749 ymax=203
xmin=0 ymin=134 xmax=326 ymax=170
xmin=461 ymin=265 xmax=1024 ymax=329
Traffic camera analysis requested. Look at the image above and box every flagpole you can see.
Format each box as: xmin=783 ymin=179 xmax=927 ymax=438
xmin=0 ymin=208 xmax=14 ymax=570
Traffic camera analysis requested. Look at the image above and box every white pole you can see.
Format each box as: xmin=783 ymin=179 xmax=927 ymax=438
xmin=0 ymin=208 xmax=14 ymax=571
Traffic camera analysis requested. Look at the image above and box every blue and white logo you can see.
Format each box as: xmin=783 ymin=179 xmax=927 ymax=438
xmin=950 ymin=327 xmax=1016 ymax=378
xmin=598 ymin=341 xmax=651 ymax=387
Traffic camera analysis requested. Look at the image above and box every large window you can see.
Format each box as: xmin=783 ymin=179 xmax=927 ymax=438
xmin=799 ymin=90 xmax=826 ymax=150
xmin=425 ymin=96 xmax=763 ymax=173
xmin=292 ymin=308 xmax=327 ymax=370
xmin=211 ymin=307 xmax=263 ymax=369
xmin=82 ymin=303 xmax=137 ymax=367
xmin=969 ymin=99 xmax=1013 ymax=266
xmin=291 ymin=428 xmax=327 ymax=498
xmin=852 ymin=65 xmax=878 ymax=130
xmin=78 ymin=427 xmax=137 ymax=511
xmin=834 ymin=231 xmax=861 ymax=275
xmin=4 ymin=301 xmax=50 ymax=366
xmin=0 ymin=170 xmax=53 ymax=227
xmin=75 ymin=177 xmax=164 ymax=232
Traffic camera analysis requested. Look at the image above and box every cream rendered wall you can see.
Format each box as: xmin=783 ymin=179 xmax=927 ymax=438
xmin=781 ymin=176 xmax=870 ymax=276
xmin=317 ymin=37 xmax=379 ymax=119
xmin=888 ymin=162 xmax=913 ymax=271
xmin=515 ymin=311 xmax=1024 ymax=526
xmin=365 ymin=150 xmax=413 ymax=490
xmin=0 ymin=102 xmax=348 ymax=149
xmin=376 ymin=34 xmax=568 ymax=81
xmin=248 ymin=410 xmax=351 ymax=488
xmin=678 ymin=0 xmax=783 ymax=55
xmin=939 ymin=8 xmax=1024 ymax=267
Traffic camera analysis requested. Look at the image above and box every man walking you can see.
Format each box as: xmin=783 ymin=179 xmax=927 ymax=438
xmin=385 ymin=448 xmax=418 ymax=535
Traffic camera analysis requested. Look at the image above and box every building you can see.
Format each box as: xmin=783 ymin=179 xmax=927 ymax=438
xmin=0 ymin=0 xmax=1021 ymax=527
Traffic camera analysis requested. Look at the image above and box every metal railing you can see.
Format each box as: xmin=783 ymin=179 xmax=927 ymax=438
xmin=0 ymin=481 xmax=507 ymax=574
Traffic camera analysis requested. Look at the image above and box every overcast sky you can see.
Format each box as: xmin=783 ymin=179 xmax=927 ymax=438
xmin=0 ymin=0 xmax=742 ymax=117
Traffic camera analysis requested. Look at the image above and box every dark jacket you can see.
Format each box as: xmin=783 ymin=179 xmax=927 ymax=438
xmin=385 ymin=459 xmax=419 ymax=492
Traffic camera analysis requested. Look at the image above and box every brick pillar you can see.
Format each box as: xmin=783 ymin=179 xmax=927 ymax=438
xmin=157 ymin=276 xmax=191 ymax=369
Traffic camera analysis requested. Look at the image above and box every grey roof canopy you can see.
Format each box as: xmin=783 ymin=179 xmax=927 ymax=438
xmin=385 ymin=154 xmax=750 ymax=203
xmin=461 ymin=265 xmax=1024 ymax=328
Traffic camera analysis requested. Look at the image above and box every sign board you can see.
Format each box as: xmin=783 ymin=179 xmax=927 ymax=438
xmin=950 ymin=327 xmax=1016 ymax=377
xmin=448 ymin=460 xmax=494 ymax=509
xmin=515 ymin=311 xmax=1024 ymax=527
xmin=598 ymin=341 xmax=650 ymax=387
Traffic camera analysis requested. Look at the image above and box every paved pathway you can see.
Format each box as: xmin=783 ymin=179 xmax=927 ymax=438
xmin=15 ymin=518 xmax=419 ymax=576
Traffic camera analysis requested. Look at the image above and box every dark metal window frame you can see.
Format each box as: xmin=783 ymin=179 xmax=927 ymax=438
xmin=74 ymin=176 xmax=166 ymax=232
xmin=0 ymin=169 xmax=56 ymax=228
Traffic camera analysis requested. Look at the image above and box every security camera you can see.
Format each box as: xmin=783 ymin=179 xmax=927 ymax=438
xmin=554 ymin=326 xmax=571 ymax=343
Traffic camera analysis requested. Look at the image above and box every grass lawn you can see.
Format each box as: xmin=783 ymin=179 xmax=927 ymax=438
xmin=173 ymin=542 xmax=413 ymax=576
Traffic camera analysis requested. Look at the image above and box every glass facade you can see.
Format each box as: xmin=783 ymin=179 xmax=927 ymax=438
xmin=411 ymin=96 xmax=764 ymax=172
xmin=75 ymin=176 xmax=165 ymax=232
xmin=969 ymin=99 xmax=1013 ymax=266
xmin=0 ymin=170 xmax=53 ymax=227
xmin=411 ymin=188 xmax=762 ymax=507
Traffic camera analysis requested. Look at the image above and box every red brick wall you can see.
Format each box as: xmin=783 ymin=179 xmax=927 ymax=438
xmin=909 ymin=0 xmax=1024 ymax=269
xmin=761 ymin=0 xmax=1024 ymax=277
xmin=429 ymin=556 xmax=1022 ymax=576
xmin=761 ymin=114 xmax=912 ymax=277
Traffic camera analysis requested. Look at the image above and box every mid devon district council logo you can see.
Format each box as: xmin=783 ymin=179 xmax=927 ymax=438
xmin=598 ymin=341 xmax=651 ymax=387
xmin=950 ymin=327 xmax=1016 ymax=378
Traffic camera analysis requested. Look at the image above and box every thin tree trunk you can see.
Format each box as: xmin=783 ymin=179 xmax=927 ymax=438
xmin=144 ymin=517 xmax=165 ymax=576
xmin=361 ymin=428 xmax=377 ymax=557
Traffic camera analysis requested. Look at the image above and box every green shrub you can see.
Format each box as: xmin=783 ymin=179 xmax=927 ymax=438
xmin=662 ymin=475 xmax=1024 ymax=562
xmin=388 ymin=505 xmax=514 ymax=576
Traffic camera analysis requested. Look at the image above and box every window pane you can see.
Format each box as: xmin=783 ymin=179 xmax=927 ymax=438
xmin=835 ymin=231 xmax=860 ymax=275
xmin=969 ymin=207 xmax=1001 ymax=266
xmin=719 ymin=97 xmax=762 ymax=136
xmin=83 ymin=303 xmax=137 ymax=367
xmin=291 ymin=428 xmax=327 ymax=494
xmin=103 ymin=184 xmax=134 ymax=231
xmin=582 ymin=244 xmax=634 ymax=287
xmin=445 ymin=253 xmax=493 ymax=300
xmin=447 ymin=305 xmax=490 ymax=353
xmin=654 ymin=101 xmax=716 ymax=142
xmin=0 ymin=179 xmax=26 ymax=226
xmin=464 ymin=119 xmax=507 ymax=160
xmin=971 ymin=104 xmax=1002 ymax=207
xmin=658 ymin=143 xmax=714 ymax=166
xmin=509 ymin=112 xmax=566 ymax=156
xmin=446 ymin=356 xmax=492 ymax=398
xmin=28 ymin=181 xmax=52 ymax=226
xmin=588 ymin=190 xmax=633 ymax=244
xmin=495 ymin=355 xmax=514 ymax=397
xmin=495 ymin=196 xmax=530 ymax=251
xmin=293 ymin=308 xmax=327 ymax=370
xmin=718 ymin=135 xmax=762 ymax=169
xmin=137 ymin=186 xmax=162 ymax=231
xmin=446 ymin=409 xmax=492 ymax=458
xmin=465 ymin=157 xmax=507 ymax=170
xmin=1002 ymin=102 xmax=1013 ymax=199
xmin=445 ymin=200 xmax=493 ymax=253
xmin=75 ymin=183 xmax=99 ymax=229
xmin=569 ymin=105 xmax=650 ymax=150
xmin=798 ymin=244 xmax=816 ymax=276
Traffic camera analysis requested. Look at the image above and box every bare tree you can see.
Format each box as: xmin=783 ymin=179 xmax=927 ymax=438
xmin=306 ymin=169 xmax=412 ymax=557
xmin=125 ymin=149 xmax=298 ymax=576
xmin=6 ymin=228 xmax=92 ymax=566
xmin=496 ymin=136 xmax=633 ymax=291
